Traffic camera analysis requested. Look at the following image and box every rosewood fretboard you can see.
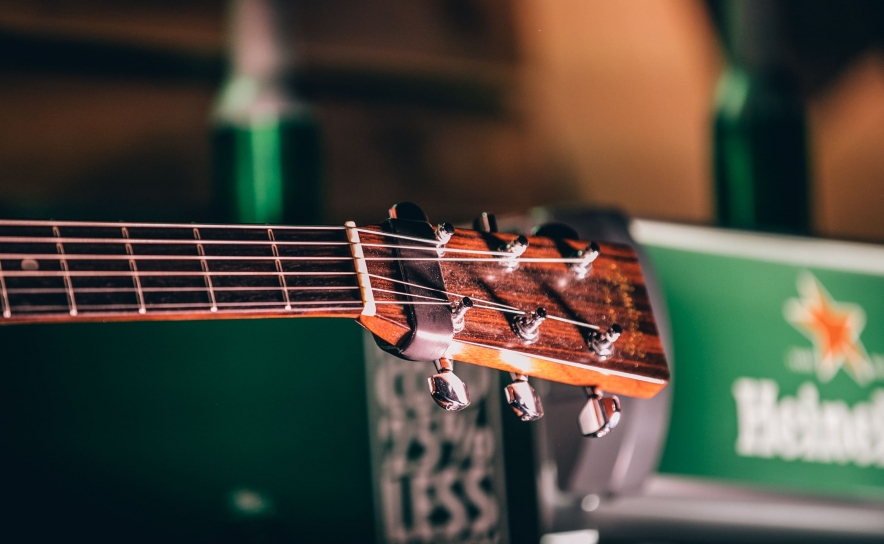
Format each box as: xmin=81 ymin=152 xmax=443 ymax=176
xmin=0 ymin=220 xmax=364 ymax=323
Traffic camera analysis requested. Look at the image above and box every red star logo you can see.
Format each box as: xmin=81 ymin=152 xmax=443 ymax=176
xmin=784 ymin=272 xmax=874 ymax=385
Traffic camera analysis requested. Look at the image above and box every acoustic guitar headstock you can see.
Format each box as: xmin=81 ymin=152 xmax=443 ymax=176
xmin=354 ymin=203 xmax=669 ymax=437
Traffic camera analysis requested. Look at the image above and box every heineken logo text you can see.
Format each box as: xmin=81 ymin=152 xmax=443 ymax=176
xmin=733 ymin=378 xmax=884 ymax=467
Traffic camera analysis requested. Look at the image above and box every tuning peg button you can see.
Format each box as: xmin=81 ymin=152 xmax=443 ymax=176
xmin=428 ymin=358 xmax=470 ymax=411
xmin=504 ymin=373 xmax=544 ymax=421
xmin=578 ymin=386 xmax=621 ymax=437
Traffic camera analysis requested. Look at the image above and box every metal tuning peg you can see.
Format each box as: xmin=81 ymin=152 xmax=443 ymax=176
xmin=499 ymin=235 xmax=528 ymax=271
xmin=428 ymin=357 xmax=470 ymax=411
xmin=587 ymin=324 xmax=622 ymax=359
xmin=504 ymin=373 xmax=544 ymax=421
xmin=571 ymin=241 xmax=600 ymax=279
xmin=473 ymin=212 xmax=498 ymax=233
xmin=435 ymin=222 xmax=454 ymax=245
xmin=451 ymin=297 xmax=473 ymax=333
xmin=434 ymin=222 xmax=454 ymax=256
xmin=578 ymin=386 xmax=621 ymax=437
xmin=512 ymin=307 xmax=547 ymax=343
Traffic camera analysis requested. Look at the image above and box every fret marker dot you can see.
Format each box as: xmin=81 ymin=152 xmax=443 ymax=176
xmin=21 ymin=259 xmax=39 ymax=270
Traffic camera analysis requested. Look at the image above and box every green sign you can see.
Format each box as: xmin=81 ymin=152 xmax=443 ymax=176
xmin=633 ymin=221 xmax=884 ymax=499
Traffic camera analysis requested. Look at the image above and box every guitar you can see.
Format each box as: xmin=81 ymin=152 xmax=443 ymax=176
xmin=0 ymin=203 xmax=668 ymax=437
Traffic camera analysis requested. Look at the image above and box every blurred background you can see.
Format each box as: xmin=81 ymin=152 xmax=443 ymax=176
xmin=0 ymin=0 xmax=881 ymax=238
xmin=2 ymin=1 xmax=884 ymax=543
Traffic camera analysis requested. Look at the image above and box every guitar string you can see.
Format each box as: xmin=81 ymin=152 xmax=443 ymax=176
xmin=0 ymin=231 xmax=602 ymax=329
xmin=0 ymin=274 xmax=514 ymax=313
xmin=0 ymin=272 xmax=602 ymax=330
xmin=0 ymin=236 xmax=540 ymax=258
xmin=5 ymin=299 xmax=454 ymax=313
xmin=369 ymin=287 xmax=525 ymax=315
xmin=369 ymin=273 xmax=600 ymax=329
xmin=0 ymin=295 xmax=599 ymax=330
xmin=0 ymin=263 xmax=604 ymax=328
xmin=0 ymin=306 xmax=370 ymax=316
xmin=0 ymin=222 xmax=606 ymax=330
xmin=0 ymin=220 xmax=442 ymax=247
xmin=4 ymin=285 xmax=360 ymax=295
xmin=0 ymin=219 xmax=349 ymax=231
xmin=0 ymin=220 xmax=576 ymax=249
xmin=368 ymin=273 xmax=522 ymax=313
xmin=0 ymin=254 xmax=585 ymax=265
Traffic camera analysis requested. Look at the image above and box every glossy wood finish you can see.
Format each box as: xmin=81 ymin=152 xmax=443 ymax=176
xmin=0 ymin=219 xmax=669 ymax=398
xmin=357 ymin=226 xmax=669 ymax=398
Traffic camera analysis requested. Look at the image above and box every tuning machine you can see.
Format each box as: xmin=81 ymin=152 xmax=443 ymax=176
xmin=498 ymin=235 xmax=528 ymax=271
xmin=451 ymin=297 xmax=473 ymax=333
xmin=434 ymin=222 xmax=454 ymax=256
xmin=571 ymin=242 xmax=600 ymax=279
xmin=512 ymin=307 xmax=547 ymax=343
xmin=578 ymin=386 xmax=621 ymax=437
xmin=587 ymin=324 xmax=621 ymax=359
xmin=504 ymin=373 xmax=543 ymax=421
xmin=428 ymin=357 xmax=470 ymax=411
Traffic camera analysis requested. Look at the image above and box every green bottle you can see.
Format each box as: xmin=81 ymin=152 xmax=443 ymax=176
xmin=212 ymin=0 xmax=322 ymax=225
xmin=713 ymin=0 xmax=810 ymax=234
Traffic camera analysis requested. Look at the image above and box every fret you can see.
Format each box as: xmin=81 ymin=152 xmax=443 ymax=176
xmin=0 ymin=260 xmax=10 ymax=318
xmin=122 ymin=227 xmax=147 ymax=315
xmin=268 ymin=228 xmax=293 ymax=310
xmin=0 ymin=270 xmax=356 ymax=278
xmin=0 ymin=221 xmax=363 ymax=322
xmin=11 ymin=300 xmax=364 ymax=312
xmin=193 ymin=228 xmax=218 ymax=312
xmin=0 ymin=235 xmax=351 ymax=247
xmin=4 ymin=285 xmax=359 ymax=295
xmin=52 ymin=226 xmax=78 ymax=316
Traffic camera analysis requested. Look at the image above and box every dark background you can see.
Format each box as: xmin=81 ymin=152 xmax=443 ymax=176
xmin=0 ymin=1 xmax=882 ymax=238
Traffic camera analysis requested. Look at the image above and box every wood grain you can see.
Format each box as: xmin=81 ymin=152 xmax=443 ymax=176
xmin=0 ymin=218 xmax=669 ymax=398
xmin=357 ymin=225 xmax=669 ymax=398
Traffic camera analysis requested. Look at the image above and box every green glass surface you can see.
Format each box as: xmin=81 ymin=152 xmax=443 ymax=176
xmin=213 ymin=114 xmax=323 ymax=225
xmin=713 ymin=67 xmax=810 ymax=234
xmin=0 ymin=318 xmax=375 ymax=543
xmin=649 ymin=243 xmax=884 ymax=499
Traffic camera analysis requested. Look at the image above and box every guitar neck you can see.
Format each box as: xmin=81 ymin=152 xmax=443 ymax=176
xmin=0 ymin=219 xmax=366 ymax=324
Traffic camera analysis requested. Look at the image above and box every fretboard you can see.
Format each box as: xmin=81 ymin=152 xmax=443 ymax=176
xmin=0 ymin=219 xmax=364 ymax=324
